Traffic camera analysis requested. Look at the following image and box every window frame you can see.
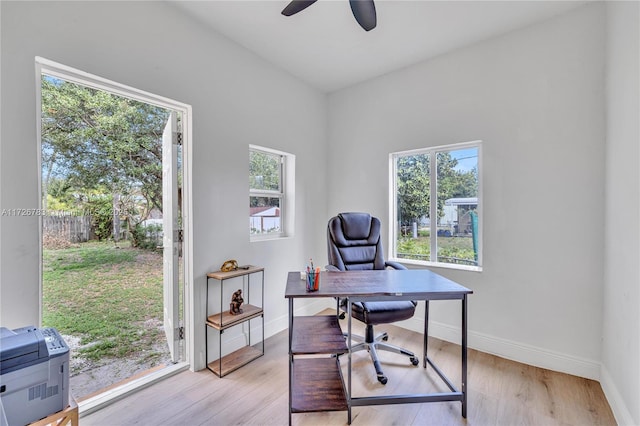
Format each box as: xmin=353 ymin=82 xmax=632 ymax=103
xmin=249 ymin=145 xmax=295 ymax=241
xmin=389 ymin=140 xmax=482 ymax=272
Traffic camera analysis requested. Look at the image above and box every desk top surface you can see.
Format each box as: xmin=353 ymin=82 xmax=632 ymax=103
xmin=285 ymin=269 xmax=472 ymax=300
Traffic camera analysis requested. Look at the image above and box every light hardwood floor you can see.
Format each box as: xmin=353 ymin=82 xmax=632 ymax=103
xmin=82 ymin=319 xmax=616 ymax=426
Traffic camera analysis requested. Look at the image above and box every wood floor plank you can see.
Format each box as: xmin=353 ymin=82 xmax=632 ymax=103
xmin=82 ymin=321 xmax=616 ymax=426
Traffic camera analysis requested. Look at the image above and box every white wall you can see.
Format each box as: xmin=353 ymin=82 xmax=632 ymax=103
xmin=0 ymin=1 xmax=328 ymax=370
xmin=328 ymin=3 xmax=606 ymax=380
xmin=602 ymin=2 xmax=640 ymax=425
xmin=2 ymin=2 xmax=637 ymax=420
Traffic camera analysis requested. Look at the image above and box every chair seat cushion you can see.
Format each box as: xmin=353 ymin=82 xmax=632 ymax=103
xmin=351 ymin=301 xmax=417 ymax=325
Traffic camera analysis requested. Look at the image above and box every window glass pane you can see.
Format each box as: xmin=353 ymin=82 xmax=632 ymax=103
xmin=250 ymin=196 xmax=281 ymax=235
xmin=395 ymin=153 xmax=431 ymax=262
xmin=250 ymin=150 xmax=281 ymax=191
xmin=392 ymin=143 xmax=481 ymax=269
xmin=436 ymin=147 xmax=479 ymax=266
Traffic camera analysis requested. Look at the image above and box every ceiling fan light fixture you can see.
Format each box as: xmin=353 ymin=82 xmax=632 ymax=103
xmin=350 ymin=0 xmax=376 ymax=31
xmin=281 ymin=0 xmax=318 ymax=17
xmin=281 ymin=0 xmax=377 ymax=32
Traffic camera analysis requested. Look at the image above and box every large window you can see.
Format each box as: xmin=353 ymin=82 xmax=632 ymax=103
xmin=390 ymin=141 xmax=481 ymax=270
xmin=249 ymin=145 xmax=294 ymax=240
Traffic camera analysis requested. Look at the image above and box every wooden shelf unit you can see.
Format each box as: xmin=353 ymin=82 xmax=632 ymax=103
xmin=289 ymin=315 xmax=348 ymax=420
xmin=206 ymin=266 xmax=264 ymax=377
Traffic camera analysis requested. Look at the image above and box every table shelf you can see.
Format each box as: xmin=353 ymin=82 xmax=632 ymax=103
xmin=291 ymin=315 xmax=348 ymax=355
xmin=291 ymin=358 xmax=348 ymax=413
xmin=288 ymin=314 xmax=349 ymax=419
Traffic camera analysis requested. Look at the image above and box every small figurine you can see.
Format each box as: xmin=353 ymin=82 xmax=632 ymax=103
xmin=229 ymin=289 xmax=244 ymax=315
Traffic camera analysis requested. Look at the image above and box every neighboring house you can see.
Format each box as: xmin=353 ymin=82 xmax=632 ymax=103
xmin=249 ymin=206 xmax=281 ymax=234
xmin=443 ymin=197 xmax=478 ymax=236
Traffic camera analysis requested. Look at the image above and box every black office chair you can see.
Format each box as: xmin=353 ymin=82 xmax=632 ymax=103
xmin=327 ymin=212 xmax=419 ymax=384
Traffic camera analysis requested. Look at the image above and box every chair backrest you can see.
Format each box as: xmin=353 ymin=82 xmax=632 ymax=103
xmin=327 ymin=212 xmax=386 ymax=271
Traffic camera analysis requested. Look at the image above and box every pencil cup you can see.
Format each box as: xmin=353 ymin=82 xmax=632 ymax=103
xmin=306 ymin=270 xmax=319 ymax=292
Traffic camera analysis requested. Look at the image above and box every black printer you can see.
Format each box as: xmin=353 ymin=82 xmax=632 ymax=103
xmin=0 ymin=326 xmax=69 ymax=426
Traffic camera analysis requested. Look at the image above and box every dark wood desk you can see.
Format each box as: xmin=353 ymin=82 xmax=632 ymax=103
xmin=285 ymin=269 xmax=473 ymax=424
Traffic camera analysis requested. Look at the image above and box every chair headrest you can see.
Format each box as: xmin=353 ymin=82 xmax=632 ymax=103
xmin=328 ymin=212 xmax=385 ymax=270
xmin=338 ymin=212 xmax=373 ymax=240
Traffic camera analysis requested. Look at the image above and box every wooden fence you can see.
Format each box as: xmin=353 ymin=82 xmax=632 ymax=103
xmin=43 ymin=215 xmax=95 ymax=243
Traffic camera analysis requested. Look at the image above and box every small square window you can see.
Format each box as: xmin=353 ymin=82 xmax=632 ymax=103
xmin=250 ymin=146 xmax=294 ymax=240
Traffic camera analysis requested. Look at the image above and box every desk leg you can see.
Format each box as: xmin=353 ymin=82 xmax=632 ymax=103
xmin=347 ymin=298 xmax=352 ymax=425
xmin=462 ymin=294 xmax=468 ymax=418
xmin=288 ymin=298 xmax=293 ymax=426
xmin=423 ymin=300 xmax=430 ymax=369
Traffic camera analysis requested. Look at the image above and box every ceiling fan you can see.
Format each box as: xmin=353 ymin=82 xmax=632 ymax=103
xmin=281 ymin=0 xmax=377 ymax=32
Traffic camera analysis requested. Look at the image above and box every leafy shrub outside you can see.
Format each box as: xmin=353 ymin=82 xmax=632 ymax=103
xmin=85 ymin=195 xmax=114 ymax=241
xmin=397 ymin=235 xmax=475 ymax=264
xmin=131 ymin=223 xmax=162 ymax=249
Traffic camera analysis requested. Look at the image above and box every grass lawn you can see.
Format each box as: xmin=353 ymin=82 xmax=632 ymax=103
xmin=397 ymin=233 xmax=477 ymax=264
xmin=42 ymin=240 xmax=165 ymax=363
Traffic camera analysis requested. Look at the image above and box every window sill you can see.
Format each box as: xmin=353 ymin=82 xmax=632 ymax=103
xmin=390 ymin=257 xmax=482 ymax=273
xmin=250 ymin=234 xmax=293 ymax=243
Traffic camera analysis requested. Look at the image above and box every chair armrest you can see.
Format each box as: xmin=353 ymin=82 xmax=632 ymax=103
xmin=385 ymin=260 xmax=407 ymax=270
xmin=325 ymin=265 xmax=341 ymax=272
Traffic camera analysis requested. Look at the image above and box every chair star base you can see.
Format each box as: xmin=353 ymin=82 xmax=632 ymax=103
xmin=347 ymin=325 xmax=420 ymax=384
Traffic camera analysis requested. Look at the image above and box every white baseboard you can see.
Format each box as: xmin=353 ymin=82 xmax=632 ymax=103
xmin=600 ymin=365 xmax=638 ymax=426
xmin=400 ymin=316 xmax=601 ymax=381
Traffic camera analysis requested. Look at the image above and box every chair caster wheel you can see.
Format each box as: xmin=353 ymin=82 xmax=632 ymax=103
xmin=339 ymin=312 xmax=346 ymax=320
xmin=410 ymin=357 xmax=419 ymax=366
xmin=382 ymin=334 xmax=389 ymax=341
xmin=377 ymin=375 xmax=388 ymax=385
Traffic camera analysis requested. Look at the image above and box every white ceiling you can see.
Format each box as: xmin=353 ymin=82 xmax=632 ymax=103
xmin=171 ymin=0 xmax=591 ymax=93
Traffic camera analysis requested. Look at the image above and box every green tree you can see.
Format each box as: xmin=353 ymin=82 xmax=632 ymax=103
xmin=396 ymin=154 xmax=430 ymax=227
xmin=41 ymin=76 xmax=170 ymax=244
xmin=45 ymin=177 xmax=75 ymax=211
xmin=249 ymin=150 xmax=281 ymax=208
xmin=449 ymin=167 xmax=478 ymax=199
xmin=396 ymin=152 xmax=476 ymax=229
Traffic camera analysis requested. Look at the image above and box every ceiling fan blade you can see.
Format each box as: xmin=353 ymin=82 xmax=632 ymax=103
xmin=281 ymin=0 xmax=318 ymax=16
xmin=349 ymin=0 xmax=376 ymax=31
